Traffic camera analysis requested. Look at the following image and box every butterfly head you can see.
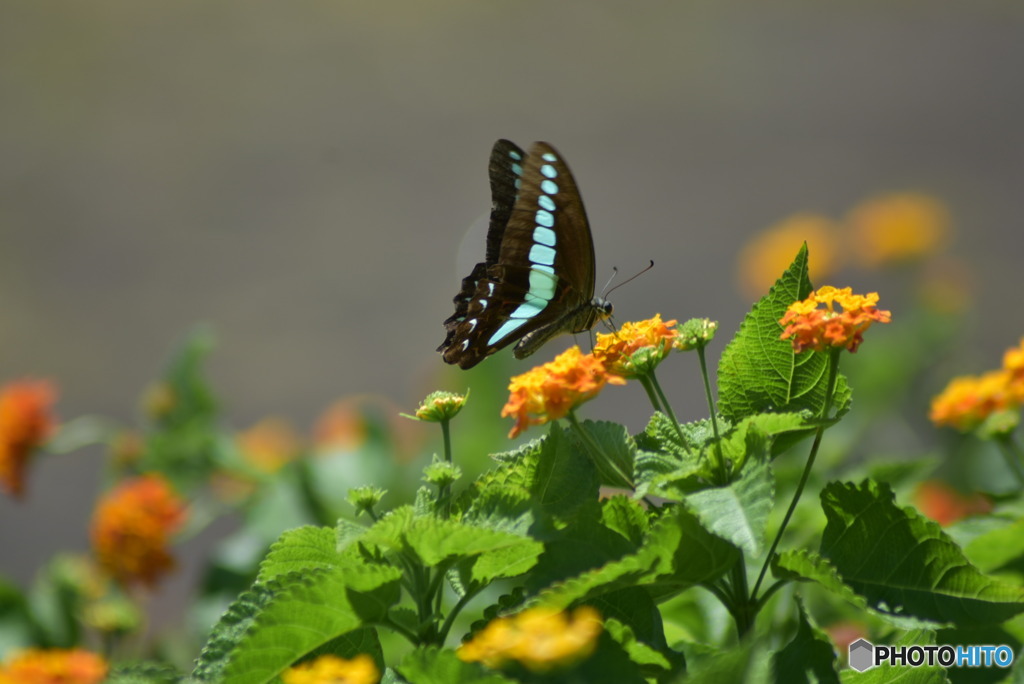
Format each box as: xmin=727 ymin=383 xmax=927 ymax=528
xmin=593 ymin=297 xmax=613 ymax=320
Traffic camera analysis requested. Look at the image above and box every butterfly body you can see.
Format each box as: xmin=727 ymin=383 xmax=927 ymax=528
xmin=438 ymin=140 xmax=612 ymax=369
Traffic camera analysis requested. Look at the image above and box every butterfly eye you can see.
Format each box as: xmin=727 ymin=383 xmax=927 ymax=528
xmin=602 ymin=301 xmax=614 ymax=317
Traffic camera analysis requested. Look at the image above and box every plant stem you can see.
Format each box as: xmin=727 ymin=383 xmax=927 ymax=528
xmin=438 ymin=584 xmax=482 ymax=643
xmin=752 ymin=348 xmax=842 ymax=600
xmin=440 ymin=418 xmax=453 ymax=517
xmin=697 ymin=346 xmax=727 ymax=484
xmin=566 ymin=410 xmax=634 ymax=489
xmin=729 ymin=550 xmax=753 ymax=637
xmin=648 ymin=370 xmax=686 ymax=445
xmin=637 ymin=375 xmax=664 ymax=414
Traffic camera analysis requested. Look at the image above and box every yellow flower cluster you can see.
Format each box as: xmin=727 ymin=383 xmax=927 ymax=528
xmin=593 ymin=314 xmax=678 ymax=377
xmin=0 ymin=379 xmax=56 ymax=498
xmin=930 ymin=338 xmax=1024 ymax=432
xmin=847 ymin=192 xmax=949 ymax=267
xmin=90 ymin=474 xmax=187 ymax=586
xmin=457 ymin=606 xmax=603 ymax=673
xmin=282 ymin=654 xmax=380 ymax=684
xmin=0 ymin=648 xmax=107 ymax=684
xmin=779 ymin=286 xmax=892 ymax=353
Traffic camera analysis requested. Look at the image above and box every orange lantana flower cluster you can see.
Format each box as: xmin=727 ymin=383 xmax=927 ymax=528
xmin=0 ymin=648 xmax=107 ymax=684
xmin=779 ymin=287 xmax=892 ymax=354
xmin=593 ymin=314 xmax=678 ymax=377
xmin=90 ymin=474 xmax=187 ymax=586
xmin=930 ymin=338 xmax=1024 ymax=432
xmin=0 ymin=380 xmax=57 ymax=497
xmin=282 ymin=654 xmax=380 ymax=684
xmin=457 ymin=606 xmax=603 ymax=673
xmin=502 ymin=347 xmax=625 ymax=439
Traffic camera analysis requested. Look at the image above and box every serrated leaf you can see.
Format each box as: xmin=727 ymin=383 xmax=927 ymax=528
xmin=535 ymin=506 xmax=738 ymax=608
xmin=773 ymin=549 xmax=946 ymax=630
xmin=360 ymin=507 xmax=543 ymax=584
xmin=601 ymin=496 xmax=650 ymax=548
xmin=718 ymin=244 xmax=849 ymax=424
xmin=821 ymin=480 xmax=1024 ymax=626
xmin=565 ymin=419 xmax=636 ymax=489
xmin=533 ymin=424 xmax=601 ymax=521
xmin=257 ymin=526 xmax=338 ymax=581
xmin=221 ymin=565 xmax=401 ymax=683
xmin=192 ymin=582 xmax=278 ymax=682
xmin=687 ymin=459 xmax=774 ymax=556
xmin=396 ymin=647 xmax=515 ymax=684
xmin=772 ymin=599 xmax=839 ymax=684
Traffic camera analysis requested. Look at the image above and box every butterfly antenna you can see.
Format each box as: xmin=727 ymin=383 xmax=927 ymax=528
xmin=605 ymin=260 xmax=654 ymax=297
xmin=599 ymin=267 xmax=619 ymax=298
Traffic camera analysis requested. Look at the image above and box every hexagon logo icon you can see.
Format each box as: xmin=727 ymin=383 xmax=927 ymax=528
xmin=849 ymin=638 xmax=875 ymax=672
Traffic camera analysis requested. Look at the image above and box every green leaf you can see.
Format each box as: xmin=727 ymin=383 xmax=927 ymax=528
xmin=533 ymin=424 xmax=602 ymax=522
xmin=821 ymin=480 xmax=1024 ymax=626
xmin=773 ymin=549 xmax=944 ymax=630
xmin=965 ymin=517 xmax=1024 ymax=574
xmin=192 ymin=582 xmax=277 ymax=682
xmin=535 ymin=506 xmax=738 ymax=608
xmin=220 ymin=565 xmax=402 ymax=683
xmin=360 ymin=507 xmax=543 ymax=584
xmin=686 ymin=459 xmax=774 ymax=556
xmin=600 ymin=496 xmax=651 ymax=548
xmin=683 ymin=641 xmax=773 ymax=684
xmin=771 ymin=599 xmax=839 ymax=684
xmin=107 ymin=661 xmax=181 ymax=684
xmin=395 ymin=647 xmax=515 ymax=684
xmin=718 ymin=244 xmax=849 ymax=424
xmin=257 ymin=526 xmax=339 ymax=581
xmin=566 ymin=420 xmax=636 ymax=489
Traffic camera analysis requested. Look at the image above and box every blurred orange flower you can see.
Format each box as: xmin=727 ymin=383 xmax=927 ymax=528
xmin=0 ymin=648 xmax=107 ymax=684
xmin=458 ymin=606 xmax=603 ymax=673
xmin=931 ymin=337 xmax=1024 ymax=431
xmin=0 ymin=379 xmax=57 ymax=498
xmin=90 ymin=474 xmax=187 ymax=587
xmin=913 ymin=481 xmax=992 ymax=526
xmin=237 ymin=417 xmax=301 ymax=473
xmin=737 ymin=213 xmax=841 ymax=297
xmin=848 ymin=192 xmax=949 ymax=267
xmin=779 ymin=286 xmax=892 ymax=353
xmin=282 ymin=654 xmax=380 ymax=684
xmin=502 ymin=347 xmax=625 ymax=439
xmin=930 ymin=371 xmax=1015 ymax=432
xmin=593 ymin=314 xmax=678 ymax=378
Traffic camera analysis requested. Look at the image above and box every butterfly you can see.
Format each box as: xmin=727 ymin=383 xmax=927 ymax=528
xmin=438 ymin=140 xmax=612 ymax=369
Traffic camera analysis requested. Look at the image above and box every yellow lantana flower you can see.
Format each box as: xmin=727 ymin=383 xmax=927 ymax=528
xmin=502 ymin=347 xmax=625 ymax=439
xmin=593 ymin=314 xmax=679 ymax=377
xmin=458 ymin=606 xmax=603 ymax=673
xmin=737 ymin=213 xmax=841 ymax=297
xmin=282 ymin=654 xmax=380 ymax=684
xmin=848 ymin=192 xmax=949 ymax=267
xmin=779 ymin=286 xmax=892 ymax=353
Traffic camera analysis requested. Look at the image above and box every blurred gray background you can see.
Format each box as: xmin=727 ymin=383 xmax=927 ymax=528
xmin=2 ymin=0 xmax=1022 ymax=634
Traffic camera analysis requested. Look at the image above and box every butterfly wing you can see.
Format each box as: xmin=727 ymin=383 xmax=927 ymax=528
xmin=438 ymin=141 xmax=597 ymax=369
